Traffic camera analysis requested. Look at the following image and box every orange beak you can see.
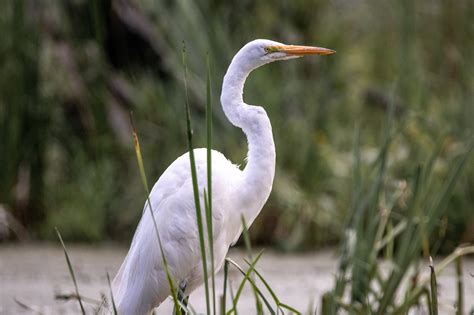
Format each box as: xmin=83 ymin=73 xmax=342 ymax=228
xmin=270 ymin=44 xmax=335 ymax=56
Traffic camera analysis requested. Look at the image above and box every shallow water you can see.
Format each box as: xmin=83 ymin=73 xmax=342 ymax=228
xmin=0 ymin=244 xmax=472 ymax=314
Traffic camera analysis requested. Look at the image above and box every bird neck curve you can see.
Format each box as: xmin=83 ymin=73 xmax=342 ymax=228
xmin=220 ymin=54 xmax=276 ymax=224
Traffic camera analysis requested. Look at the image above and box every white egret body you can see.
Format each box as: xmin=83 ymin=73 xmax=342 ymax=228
xmin=112 ymin=39 xmax=334 ymax=314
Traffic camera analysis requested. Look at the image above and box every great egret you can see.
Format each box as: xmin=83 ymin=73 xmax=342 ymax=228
xmin=112 ymin=39 xmax=334 ymax=314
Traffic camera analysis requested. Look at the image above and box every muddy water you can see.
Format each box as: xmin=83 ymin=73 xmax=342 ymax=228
xmin=0 ymin=244 xmax=472 ymax=314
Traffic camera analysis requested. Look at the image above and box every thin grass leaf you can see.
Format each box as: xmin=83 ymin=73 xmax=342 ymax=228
xmin=350 ymin=124 xmax=362 ymax=223
xmin=455 ymin=256 xmax=463 ymax=315
xmin=229 ymin=279 xmax=237 ymax=315
xmin=373 ymin=181 xmax=405 ymax=254
xmin=54 ymin=293 xmax=101 ymax=305
xmin=330 ymin=296 xmax=360 ymax=313
xmin=240 ymin=215 xmax=253 ymax=258
xmin=426 ymin=146 xmax=473 ymax=232
xmin=174 ymin=293 xmax=193 ymax=315
xmin=279 ymin=302 xmax=301 ymax=314
xmin=351 ymin=110 xmax=394 ymax=307
xmin=55 ymin=228 xmax=86 ymax=315
xmin=377 ymin=167 xmax=424 ymax=314
xmin=240 ymin=215 xmax=262 ymax=311
xmin=130 ymin=113 xmax=150 ymax=193
xmin=205 ymin=52 xmax=216 ymax=315
xmin=429 ymin=257 xmax=438 ymax=315
xmin=320 ymin=292 xmax=331 ymax=315
xmin=106 ymin=272 xmax=117 ymax=315
xmin=221 ymin=259 xmax=229 ymax=315
xmin=242 ymin=259 xmax=301 ymax=315
xmin=420 ymin=137 xmax=446 ymax=200
xmin=328 ymin=126 xmax=363 ymax=314
xmin=227 ymin=258 xmax=275 ymax=315
xmin=129 ymin=113 xmax=181 ymax=313
xmin=375 ymin=219 xmax=407 ymax=251
xmin=14 ymin=298 xmax=43 ymax=315
xmin=178 ymin=299 xmax=197 ymax=315
xmin=226 ymin=252 xmax=276 ymax=315
xmin=242 ymin=260 xmax=279 ymax=306
xmin=423 ymin=288 xmax=433 ymax=315
xmin=395 ymin=246 xmax=474 ymax=313
xmin=204 ymin=192 xmax=216 ymax=315
xmin=384 ymin=220 xmax=394 ymax=260
xmin=227 ymin=254 xmax=263 ymax=314
xmin=414 ymin=165 xmax=430 ymax=258
xmin=182 ymin=43 xmax=210 ymax=315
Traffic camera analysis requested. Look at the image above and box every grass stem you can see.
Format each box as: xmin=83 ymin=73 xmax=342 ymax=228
xmin=182 ymin=43 xmax=211 ymax=314
xmin=130 ymin=113 xmax=181 ymax=314
xmin=205 ymin=52 xmax=216 ymax=315
xmin=55 ymin=228 xmax=86 ymax=315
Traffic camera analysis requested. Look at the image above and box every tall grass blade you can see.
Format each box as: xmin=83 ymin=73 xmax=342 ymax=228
xmin=321 ymin=292 xmax=331 ymax=315
xmin=226 ymin=252 xmax=264 ymax=313
xmin=106 ymin=272 xmax=117 ymax=315
xmin=240 ymin=215 xmax=253 ymax=258
xmin=174 ymin=283 xmax=190 ymax=315
xmin=239 ymin=215 xmax=262 ymax=311
xmin=242 ymin=261 xmax=279 ymax=306
xmin=182 ymin=43 xmax=211 ymax=314
xmin=226 ymin=254 xmax=275 ymax=315
xmin=455 ymin=256 xmax=463 ymax=315
xmin=429 ymin=257 xmax=438 ymax=315
xmin=221 ymin=259 xmax=229 ymax=315
xmin=396 ymin=246 xmax=474 ymax=313
xmin=174 ymin=299 xmax=195 ymax=315
xmin=422 ymin=288 xmax=433 ymax=315
xmin=350 ymin=124 xmax=362 ymax=222
xmin=279 ymin=302 xmax=301 ymax=314
xmin=55 ymin=228 xmax=86 ymax=315
xmin=426 ymin=145 xmax=473 ymax=231
xmin=205 ymin=52 xmax=216 ymax=315
xmin=14 ymin=298 xmax=43 ymax=315
xmin=228 ymin=279 xmax=237 ymax=315
xmin=129 ymin=113 xmax=181 ymax=313
xmin=328 ymin=126 xmax=363 ymax=314
xmin=242 ymin=258 xmax=301 ymax=314
xmin=204 ymin=192 xmax=216 ymax=314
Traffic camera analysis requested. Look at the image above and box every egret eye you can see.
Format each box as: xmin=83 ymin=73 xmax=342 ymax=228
xmin=264 ymin=47 xmax=272 ymax=54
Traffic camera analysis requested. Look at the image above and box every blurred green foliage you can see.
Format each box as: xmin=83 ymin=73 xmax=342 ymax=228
xmin=0 ymin=0 xmax=472 ymax=249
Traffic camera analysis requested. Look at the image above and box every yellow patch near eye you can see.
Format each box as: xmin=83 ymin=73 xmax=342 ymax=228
xmin=264 ymin=46 xmax=278 ymax=54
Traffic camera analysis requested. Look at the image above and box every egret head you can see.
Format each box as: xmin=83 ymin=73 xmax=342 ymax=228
xmin=234 ymin=39 xmax=335 ymax=71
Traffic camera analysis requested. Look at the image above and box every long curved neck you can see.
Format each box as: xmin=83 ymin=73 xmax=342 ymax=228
xmin=221 ymin=55 xmax=276 ymax=222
